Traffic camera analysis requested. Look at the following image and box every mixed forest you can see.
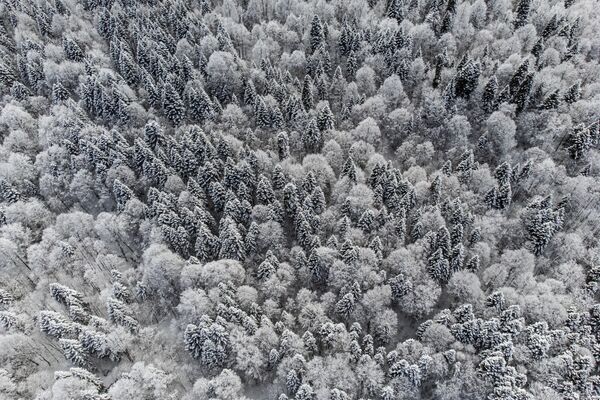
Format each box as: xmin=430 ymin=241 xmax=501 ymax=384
xmin=1 ymin=0 xmax=600 ymax=398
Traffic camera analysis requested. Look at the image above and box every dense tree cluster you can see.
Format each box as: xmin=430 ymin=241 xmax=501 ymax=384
xmin=0 ymin=0 xmax=600 ymax=399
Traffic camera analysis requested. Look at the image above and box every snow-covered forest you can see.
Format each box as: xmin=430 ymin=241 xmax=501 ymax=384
xmin=1 ymin=0 xmax=600 ymax=398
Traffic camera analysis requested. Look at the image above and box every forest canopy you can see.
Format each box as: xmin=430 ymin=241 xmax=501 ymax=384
xmin=0 ymin=0 xmax=600 ymax=399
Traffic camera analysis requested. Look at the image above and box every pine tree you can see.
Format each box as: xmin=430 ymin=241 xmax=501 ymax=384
xmin=255 ymin=96 xmax=272 ymax=128
xmin=428 ymin=248 xmax=451 ymax=283
xmin=257 ymin=175 xmax=276 ymax=204
xmin=196 ymin=223 xmax=218 ymax=261
xmin=63 ymin=37 xmax=85 ymax=62
xmin=144 ymin=120 xmax=162 ymax=150
xmin=521 ymin=196 xmax=564 ymax=255
xmin=286 ymin=369 xmax=301 ymax=395
xmin=189 ymin=87 xmax=214 ymax=122
xmin=335 ymin=293 xmax=355 ymax=318
xmin=389 ymin=273 xmax=412 ymax=300
xmin=482 ymin=76 xmax=498 ymax=113
xmin=295 ymin=384 xmax=315 ymax=400
xmin=244 ymin=80 xmax=258 ymax=108
xmin=513 ymin=0 xmax=532 ymax=29
xmin=310 ymin=15 xmax=324 ymax=53
xmin=454 ymin=59 xmax=481 ymax=99
xmin=60 ymin=339 xmax=89 ymax=367
xmin=509 ymin=59 xmax=529 ymax=97
xmin=308 ymin=248 xmax=329 ymax=284
xmin=302 ymin=118 xmax=323 ymax=153
xmin=162 ymin=82 xmax=185 ymax=126
xmin=346 ymin=51 xmax=358 ymax=78
xmin=541 ymin=89 xmax=560 ymax=109
xmin=358 ymin=209 xmax=376 ymax=233
xmin=567 ymin=124 xmax=591 ymax=160
xmin=563 ymin=82 xmax=581 ymax=104
xmin=515 ymin=72 xmax=534 ymax=114
xmin=387 ymin=0 xmax=404 ymax=23
xmin=302 ymin=75 xmax=314 ymax=111
xmin=273 ymin=165 xmax=287 ymax=190
xmin=341 ymin=156 xmax=358 ymax=183
xmin=277 ymin=132 xmax=290 ymax=160
xmin=311 ymin=186 xmax=326 ymax=214
xmin=39 ymin=310 xmax=75 ymax=338
xmin=531 ymin=38 xmax=544 ymax=59
xmin=436 ymin=226 xmax=452 ymax=258
xmin=0 ymin=62 xmax=16 ymax=88
xmin=52 ymin=82 xmax=68 ymax=102
xmin=317 ymin=103 xmax=334 ymax=131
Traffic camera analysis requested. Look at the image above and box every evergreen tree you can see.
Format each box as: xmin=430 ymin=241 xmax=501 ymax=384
xmin=428 ymin=248 xmax=451 ymax=283
xmin=521 ymin=196 xmax=564 ymax=255
xmin=188 ymin=87 xmax=214 ymax=122
xmin=346 ymin=51 xmax=358 ymax=78
xmin=302 ymin=118 xmax=323 ymax=153
xmin=541 ymin=89 xmax=560 ymax=109
xmin=335 ymin=293 xmax=355 ymax=318
xmin=389 ymin=273 xmax=412 ymax=300
xmin=63 ymin=37 xmax=85 ymax=62
xmin=563 ymin=82 xmax=581 ymax=104
xmin=218 ymin=218 xmax=246 ymax=260
xmin=509 ymin=59 xmax=529 ymax=96
xmin=52 ymin=82 xmax=68 ymax=102
xmin=513 ymin=0 xmax=532 ymax=29
xmin=60 ymin=338 xmax=89 ymax=367
xmin=277 ymin=132 xmax=290 ymax=160
xmin=482 ymin=76 xmax=498 ymax=113
xmin=310 ymin=15 xmax=324 ymax=53
xmin=302 ymin=75 xmax=314 ymax=112
xmin=257 ymin=175 xmax=276 ymax=204
xmin=273 ymin=165 xmax=287 ymax=190
xmin=341 ymin=156 xmax=358 ymax=183
xmin=144 ymin=120 xmax=162 ymax=150
xmin=244 ymin=80 xmax=257 ymax=107
xmin=387 ymin=0 xmax=404 ymax=23
xmin=454 ymin=59 xmax=481 ymax=99
xmin=162 ymin=82 xmax=185 ymax=126
xmin=317 ymin=103 xmax=334 ymax=131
